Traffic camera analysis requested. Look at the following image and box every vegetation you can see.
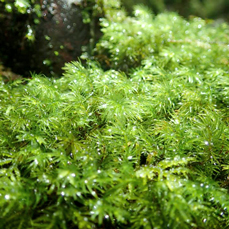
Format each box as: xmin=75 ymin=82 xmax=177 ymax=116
xmin=1 ymin=3 xmax=229 ymax=229
xmin=122 ymin=0 xmax=229 ymax=20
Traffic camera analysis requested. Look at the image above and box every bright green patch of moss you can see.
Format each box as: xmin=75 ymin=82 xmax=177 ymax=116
xmin=1 ymin=6 xmax=229 ymax=229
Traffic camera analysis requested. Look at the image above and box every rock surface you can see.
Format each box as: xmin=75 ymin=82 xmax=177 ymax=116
xmin=0 ymin=0 xmax=90 ymax=77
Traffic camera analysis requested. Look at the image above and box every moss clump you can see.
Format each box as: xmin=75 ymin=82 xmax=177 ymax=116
xmin=1 ymin=5 xmax=229 ymax=229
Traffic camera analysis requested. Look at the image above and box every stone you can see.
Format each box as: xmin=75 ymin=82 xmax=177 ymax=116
xmin=0 ymin=0 xmax=90 ymax=77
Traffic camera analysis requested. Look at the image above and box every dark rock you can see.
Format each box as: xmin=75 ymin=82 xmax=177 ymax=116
xmin=0 ymin=0 xmax=91 ymax=77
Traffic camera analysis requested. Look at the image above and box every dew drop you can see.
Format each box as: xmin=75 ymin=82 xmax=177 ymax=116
xmin=77 ymin=192 xmax=81 ymax=196
xmin=4 ymin=194 xmax=10 ymax=200
xmin=204 ymin=141 xmax=209 ymax=146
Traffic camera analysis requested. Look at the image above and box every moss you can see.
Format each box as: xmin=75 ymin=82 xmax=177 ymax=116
xmin=1 ymin=4 xmax=229 ymax=229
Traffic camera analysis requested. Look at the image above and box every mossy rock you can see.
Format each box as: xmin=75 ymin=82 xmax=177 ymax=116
xmin=1 ymin=3 xmax=229 ymax=229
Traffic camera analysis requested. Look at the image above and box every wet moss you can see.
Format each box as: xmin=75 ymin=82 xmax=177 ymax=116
xmin=1 ymin=2 xmax=229 ymax=229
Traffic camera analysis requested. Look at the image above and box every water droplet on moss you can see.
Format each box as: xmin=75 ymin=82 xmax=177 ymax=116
xmin=5 ymin=194 xmax=10 ymax=200
xmin=5 ymin=4 xmax=12 ymax=13
xmin=204 ymin=141 xmax=209 ymax=146
xmin=77 ymin=192 xmax=81 ymax=196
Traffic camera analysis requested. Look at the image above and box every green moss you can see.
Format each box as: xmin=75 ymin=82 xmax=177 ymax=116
xmin=1 ymin=5 xmax=229 ymax=229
